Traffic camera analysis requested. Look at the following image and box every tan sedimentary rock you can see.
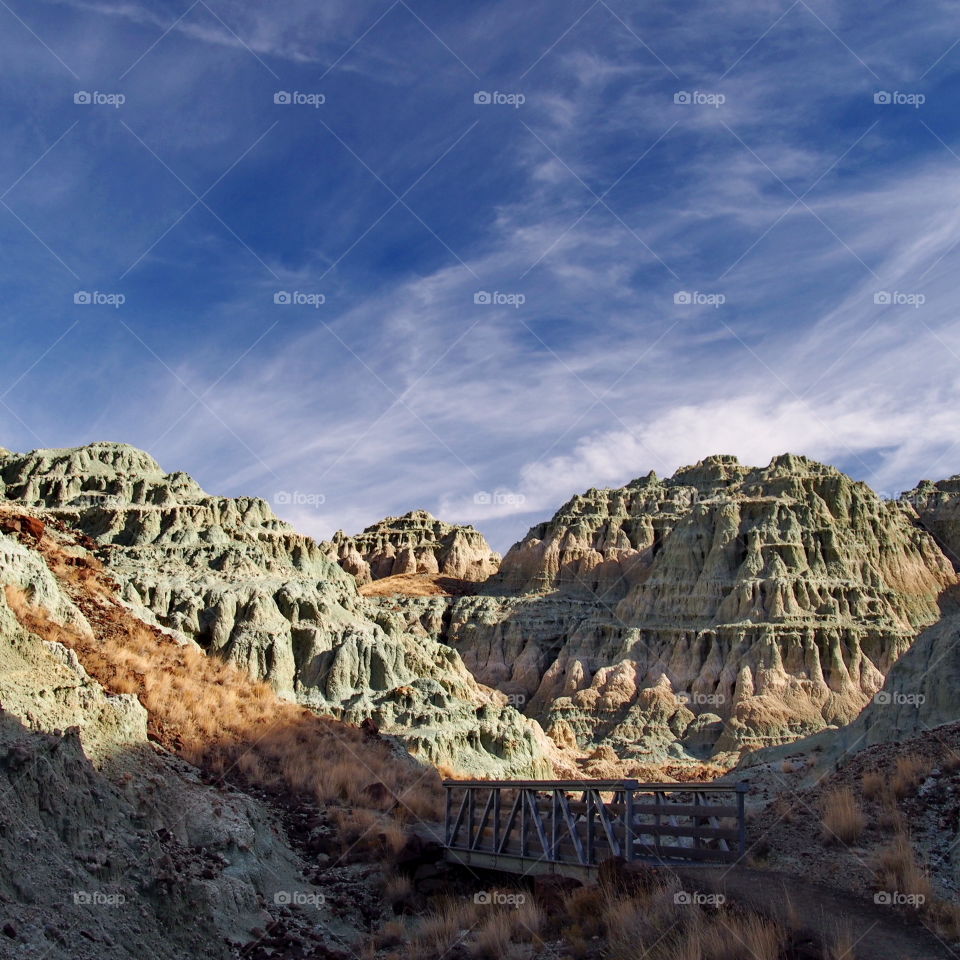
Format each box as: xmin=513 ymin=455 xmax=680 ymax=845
xmin=755 ymin=480 xmax=960 ymax=772
xmin=437 ymin=454 xmax=956 ymax=765
xmin=321 ymin=509 xmax=500 ymax=584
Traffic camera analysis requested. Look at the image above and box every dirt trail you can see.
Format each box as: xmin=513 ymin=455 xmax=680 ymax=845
xmin=675 ymin=865 xmax=953 ymax=960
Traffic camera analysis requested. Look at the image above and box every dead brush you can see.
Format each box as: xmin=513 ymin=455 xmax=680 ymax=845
xmin=470 ymin=901 xmax=543 ymax=960
xmin=3 ymin=584 xmax=444 ymax=832
xmin=873 ymin=833 xmax=933 ymax=904
xmin=821 ymin=786 xmax=866 ymax=845
xmin=410 ymin=897 xmax=478 ymax=959
xmin=699 ymin=910 xmax=785 ymax=960
xmin=561 ymin=885 xmax=607 ymax=939
xmin=605 ymin=898 xmax=655 ymax=956
xmin=892 ymin=754 xmax=933 ymax=800
xmin=861 ymin=770 xmax=886 ymax=801
xmin=828 ymin=925 xmax=856 ymax=960
xmin=927 ymin=899 xmax=960 ymax=940
xmin=383 ymin=873 xmax=414 ymax=911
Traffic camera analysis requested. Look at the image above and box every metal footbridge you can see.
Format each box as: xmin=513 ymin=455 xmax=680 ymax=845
xmin=442 ymin=779 xmax=749 ymax=881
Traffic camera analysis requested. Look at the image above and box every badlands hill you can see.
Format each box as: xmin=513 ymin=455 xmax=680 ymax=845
xmin=320 ymin=510 xmax=499 ymax=585
xmin=6 ymin=443 xmax=958 ymax=778
xmin=3 ymin=441 xmax=960 ymax=956
xmin=0 ymin=443 xmax=552 ymax=778
xmin=749 ymin=472 xmax=960 ymax=772
xmin=366 ymin=454 xmax=957 ymax=771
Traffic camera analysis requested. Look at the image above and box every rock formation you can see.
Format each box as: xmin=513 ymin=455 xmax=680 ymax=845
xmin=321 ymin=510 xmax=500 ymax=584
xmin=0 ymin=443 xmax=552 ymax=778
xmin=752 ymin=479 xmax=960 ymax=772
xmin=901 ymin=474 xmax=960 ymax=569
xmin=0 ymin=526 xmax=353 ymax=959
xmin=406 ymin=455 xmax=957 ymax=767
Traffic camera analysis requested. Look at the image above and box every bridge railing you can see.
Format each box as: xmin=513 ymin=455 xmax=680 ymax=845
xmin=443 ymin=779 xmax=749 ymax=872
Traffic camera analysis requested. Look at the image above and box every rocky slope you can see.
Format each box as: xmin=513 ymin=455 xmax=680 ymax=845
xmin=0 ymin=444 xmax=552 ymax=778
xmin=747 ymin=479 xmax=960 ymax=774
xmin=320 ymin=510 xmax=500 ymax=585
xmin=407 ymin=455 xmax=957 ymax=768
xmin=0 ymin=523 xmax=361 ymax=960
xmin=902 ymin=474 xmax=960 ymax=569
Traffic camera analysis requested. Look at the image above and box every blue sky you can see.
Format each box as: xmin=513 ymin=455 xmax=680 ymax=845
xmin=2 ymin=0 xmax=960 ymax=551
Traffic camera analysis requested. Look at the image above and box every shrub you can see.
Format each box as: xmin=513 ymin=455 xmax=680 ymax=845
xmin=700 ymin=911 xmax=785 ymax=960
xmin=861 ymin=770 xmax=885 ymax=801
xmin=874 ymin=833 xmax=932 ymax=904
xmin=821 ymin=786 xmax=866 ymax=845
xmin=892 ymin=755 xmax=933 ymax=800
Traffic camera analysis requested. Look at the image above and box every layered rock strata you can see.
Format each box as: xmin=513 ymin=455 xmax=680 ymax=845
xmin=0 ymin=528 xmax=350 ymax=959
xmin=0 ymin=444 xmax=551 ymax=777
xmin=423 ymin=455 xmax=956 ymax=765
xmin=321 ymin=510 xmax=500 ymax=585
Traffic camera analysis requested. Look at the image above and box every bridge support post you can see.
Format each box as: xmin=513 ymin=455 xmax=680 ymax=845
xmin=736 ymin=781 xmax=748 ymax=859
xmin=444 ymin=785 xmax=451 ymax=845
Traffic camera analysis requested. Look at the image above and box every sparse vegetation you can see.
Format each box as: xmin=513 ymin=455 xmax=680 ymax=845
xmin=5 ymin=581 xmax=443 ymax=828
xmin=395 ymin=880 xmax=793 ymax=960
xmin=821 ymin=786 xmax=865 ymax=845
xmin=873 ymin=833 xmax=932 ymax=904
xmin=861 ymin=770 xmax=885 ymax=801
xmin=891 ymin=754 xmax=932 ymax=800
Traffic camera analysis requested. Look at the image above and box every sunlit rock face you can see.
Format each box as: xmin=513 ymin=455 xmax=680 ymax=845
xmin=0 ymin=443 xmax=553 ymax=777
xmin=433 ymin=455 xmax=956 ymax=765
xmin=320 ymin=510 xmax=500 ymax=585
xmin=802 ymin=479 xmax=960 ymax=766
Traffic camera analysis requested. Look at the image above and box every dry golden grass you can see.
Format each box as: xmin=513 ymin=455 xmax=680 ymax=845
xmin=891 ymin=754 xmax=933 ymax=800
xmin=861 ymin=770 xmax=885 ymax=801
xmin=699 ymin=912 xmax=785 ymax=960
xmin=821 ymin=786 xmax=866 ymax=845
xmin=359 ymin=573 xmax=479 ymax=598
xmin=874 ymin=833 xmax=933 ymax=903
xmin=410 ymin=899 xmax=472 ymax=959
xmin=927 ymin=899 xmax=960 ymax=940
xmin=5 ymin=582 xmax=442 ymax=824
xmin=383 ymin=873 xmax=413 ymax=908
xmin=828 ymin=926 xmax=856 ymax=960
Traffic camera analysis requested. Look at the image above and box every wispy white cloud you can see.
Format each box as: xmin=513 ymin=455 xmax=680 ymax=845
xmin=4 ymin=0 xmax=960 ymax=556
